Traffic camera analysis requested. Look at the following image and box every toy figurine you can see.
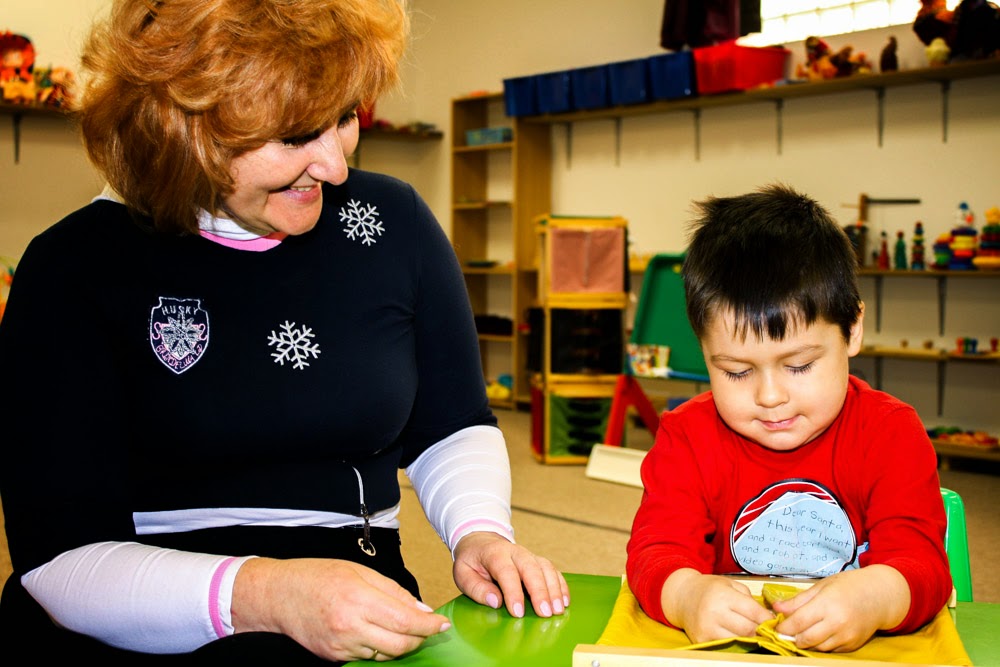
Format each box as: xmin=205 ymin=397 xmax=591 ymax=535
xmin=914 ymin=0 xmax=956 ymax=48
xmin=932 ymin=233 xmax=953 ymax=269
xmin=914 ymin=0 xmax=1000 ymax=62
xmin=957 ymin=201 xmax=974 ymax=226
xmin=844 ymin=223 xmax=868 ymax=267
xmin=34 ymin=66 xmax=75 ymax=108
xmin=894 ymin=231 xmax=908 ymax=269
xmin=925 ymin=37 xmax=952 ymax=65
xmin=877 ymin=230 xmax=890 ymax=269
xmin=980 ymin=207 xmax=1000 ymax=258
xmin=0 ymin=31 xmax=37 ymax=104
xmin=880 ymin=36 xmax=899 ymax=72
xmin=949 ymin=204 xmax=977 ymax=270
xmin=911 ymin=221 xmax=927 ymax=270
xmin=795 ymin=35 xmax=872 ymax=81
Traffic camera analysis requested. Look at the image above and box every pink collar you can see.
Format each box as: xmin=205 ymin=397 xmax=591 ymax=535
xmin=198 ymin=230 xmax=288 ymax=252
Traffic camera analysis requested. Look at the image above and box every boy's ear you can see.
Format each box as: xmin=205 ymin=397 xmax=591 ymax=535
xmin=847 ymin=302 xmax=865 ymax=357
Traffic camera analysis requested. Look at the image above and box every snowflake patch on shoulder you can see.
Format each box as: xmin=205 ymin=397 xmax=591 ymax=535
xmin=340 ymin=199 xmax=384 ymax=245
xmin=268 ymin=321 xmax=321 ymax=370
xmin=149 ymin=297 xmax=210 ymax=374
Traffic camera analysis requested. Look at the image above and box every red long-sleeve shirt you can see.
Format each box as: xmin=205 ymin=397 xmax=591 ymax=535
xmin=626 ymin=376 xmax=951 ymax=634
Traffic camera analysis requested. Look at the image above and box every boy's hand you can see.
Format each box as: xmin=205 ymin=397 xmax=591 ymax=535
xmin=662 ymin=569 xmax=775 ymax=644
xmin=773 ymin=565 xmax=910 ymax=652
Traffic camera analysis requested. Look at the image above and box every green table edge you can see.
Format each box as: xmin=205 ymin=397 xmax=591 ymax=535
xmin=350 ymin=572 xmax=1000 ymax=666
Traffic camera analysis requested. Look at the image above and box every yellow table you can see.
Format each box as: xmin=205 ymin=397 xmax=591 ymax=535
xmin=352 ymin=573 xmax=1000 ymax=666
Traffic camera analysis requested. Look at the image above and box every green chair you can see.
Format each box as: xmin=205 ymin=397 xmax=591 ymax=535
xmin=941 ymin=487 xmax=973 ymax=602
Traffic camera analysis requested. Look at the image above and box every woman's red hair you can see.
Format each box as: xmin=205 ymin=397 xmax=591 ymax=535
xmin=77 ymin=0 xmax=408 ymax=234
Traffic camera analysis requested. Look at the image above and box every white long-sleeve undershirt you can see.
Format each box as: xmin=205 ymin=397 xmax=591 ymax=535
xmin=21 ymin=425 xmax=514 ymax=654
xmin=405 ymin=424 xmax=514 ymax=554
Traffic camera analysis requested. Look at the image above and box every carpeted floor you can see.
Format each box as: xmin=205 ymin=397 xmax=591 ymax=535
xmin=2 ymin=407 xmax=997 ymax=613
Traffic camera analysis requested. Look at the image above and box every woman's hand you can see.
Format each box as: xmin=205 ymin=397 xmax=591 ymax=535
xmin=452 ymin=531 xmax=570 ymax=619
xmin=662 ymin=569 xmax=775 ymax=644
xmin=772 ymin=565 xmax=910 ymax=652
xmin=231 ymin=557 xmax=450 ymax=662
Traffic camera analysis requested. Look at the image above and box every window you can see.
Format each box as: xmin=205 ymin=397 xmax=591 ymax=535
xmin=741 ymin=1 xmax=959 ymax=46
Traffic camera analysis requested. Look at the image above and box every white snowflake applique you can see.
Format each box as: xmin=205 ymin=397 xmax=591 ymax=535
xmin=340 ymin=199 xmax=384 ymax=246
xmin=267 ymin=321 xmax=321 ymax=370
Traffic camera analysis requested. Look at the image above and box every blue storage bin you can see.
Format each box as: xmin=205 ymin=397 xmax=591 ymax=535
xmin=535 ymin=69 xmax=572 ymax=114
xmin=570 ymin=64 xmax=610 ymax=111
xmin=608 ymin=58 xmax=650 ymax=106
xmin=503 ymin=75 xmax=537 ymax=117
xmin=648 ymin=51 xmax=696 ymax=100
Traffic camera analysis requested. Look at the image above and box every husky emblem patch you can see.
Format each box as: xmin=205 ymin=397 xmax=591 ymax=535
xmin=149 ymin=297 xmax=210 ymax=374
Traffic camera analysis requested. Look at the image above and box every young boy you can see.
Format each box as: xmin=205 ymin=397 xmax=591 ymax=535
xmin=626 ymin=184 xmax=951 ymax=653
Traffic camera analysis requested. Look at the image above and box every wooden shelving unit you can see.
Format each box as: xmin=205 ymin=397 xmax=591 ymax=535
xmin=533 ymin=215 xmax=629 ymax=464
xmin=852 ymin=268 xmax=1000 ymax=466
xmin=449 ymin=92 xmax=551 ymax=409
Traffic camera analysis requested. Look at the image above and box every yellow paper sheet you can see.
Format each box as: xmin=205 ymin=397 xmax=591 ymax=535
xmin=597 ymin=578 xmax=972 ymax=665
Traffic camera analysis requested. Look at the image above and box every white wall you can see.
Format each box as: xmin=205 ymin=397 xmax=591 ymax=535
xmin=0 ymin=1 xmax=109 ymax=257
xmin=3 ymin=0 xmax=1000 ymax=433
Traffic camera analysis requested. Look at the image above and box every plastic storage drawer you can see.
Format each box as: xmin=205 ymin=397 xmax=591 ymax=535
xmin=692 ymin=41 xmax=789 ymax=95
xmin=570 ymin=64 xmax=610 ymax=111
xmin=503 ymin=75 xmax=537 ymax=117
xmin=535 ymin=70 xmax=572 ymax=114
xmin=648 ymin=51 xmax=696 ymax=100
xmin=608 ymin=58 xmax=651 ymax=106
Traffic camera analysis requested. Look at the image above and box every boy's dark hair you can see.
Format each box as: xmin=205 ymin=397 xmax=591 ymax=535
xmin=683 ymin=183 xmax=861 ymax=343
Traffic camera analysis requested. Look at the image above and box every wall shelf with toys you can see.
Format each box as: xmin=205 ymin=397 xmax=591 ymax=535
xmin=2 ymin=31 xmax=77 ymax=164
xmin=854 ymin=204 xmax=1000 ymax=464
xmin=857 ymin=268 xmax=1000 ymax=421
xmin=929 ymin=431 xmax=1000 ymax=470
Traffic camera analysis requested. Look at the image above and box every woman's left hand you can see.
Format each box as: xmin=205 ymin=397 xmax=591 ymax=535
xmin=452 ymin=532 xmax=570 ymax=619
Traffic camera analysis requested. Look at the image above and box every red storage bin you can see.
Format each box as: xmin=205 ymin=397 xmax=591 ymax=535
xmin=693 ymin=40 xmax=789 ymax=95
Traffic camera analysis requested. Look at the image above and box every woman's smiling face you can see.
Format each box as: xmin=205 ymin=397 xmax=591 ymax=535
xmin=221 ymin=107 xmax=360 ymax=236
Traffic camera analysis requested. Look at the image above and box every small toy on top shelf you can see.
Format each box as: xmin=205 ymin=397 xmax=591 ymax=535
xmin=876 ymin=230 xmax=891 ymax=269
xmin=894 ymin=230 xmax=908 ymax=270
xmin=34 ymin=66 xmax=75 ymax=109
xmin=880 ymin=36 xmax=899 ymax=73
xmin=844 ymin=222 xmax=868 ymax=267
xmin=948 ymin=201 xmax=978 ymax=270
xmin=0 ymin=31 xmax=36 ymax=104
xmin=925 ymin=37 xmax=952 ymax=66
xmin=914 ymin=0 xmax=955 ymax=47
xmin=932 ymin=232 xmax=953 ymax=269
xmin=914 ymin=0 xmax=1000 ymax=64
xmin=973 ymin=206 xmax=1000 ymax=269
xmin=911 ymin=221 xmax=927 ymax=270
xmin=795 ymin=36 xmax=873 ymax=81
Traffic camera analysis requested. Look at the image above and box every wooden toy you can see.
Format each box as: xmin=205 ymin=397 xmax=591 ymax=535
xmin=894 ymin=230 xmax=908 ymax=269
